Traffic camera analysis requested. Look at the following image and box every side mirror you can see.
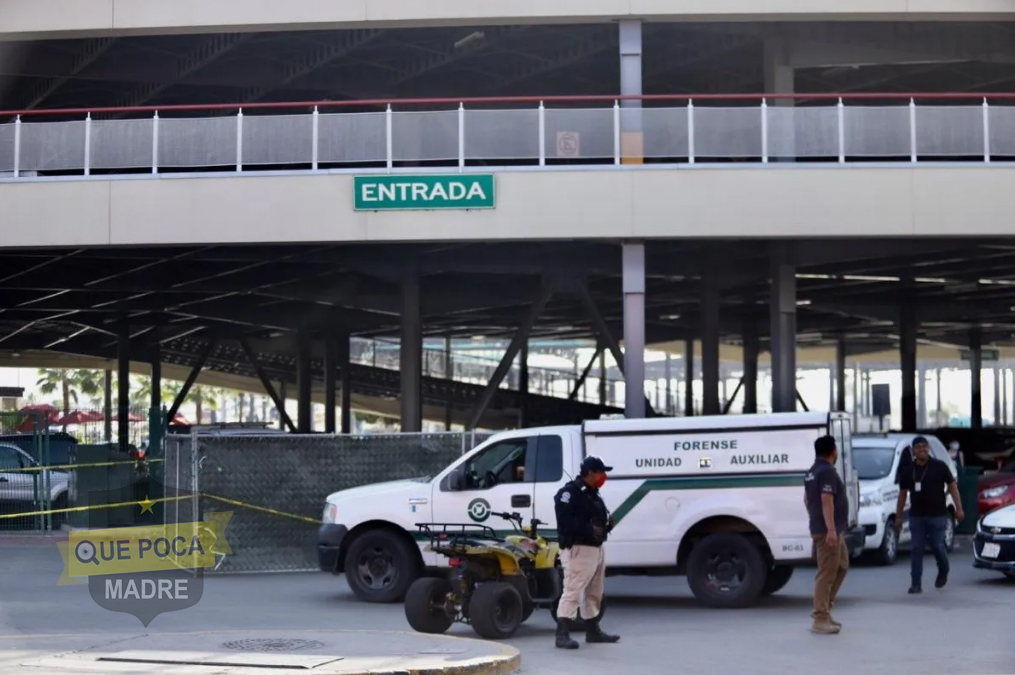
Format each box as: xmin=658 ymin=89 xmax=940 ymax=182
xmin=448 ymin=467 xmax=465 ymax=491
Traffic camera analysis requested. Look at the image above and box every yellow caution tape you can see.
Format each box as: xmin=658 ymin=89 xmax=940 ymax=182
xmin=0 ymin=492 xmax=321 ymax=526
xmin=4 ymin=458 xmax=165 ymax=473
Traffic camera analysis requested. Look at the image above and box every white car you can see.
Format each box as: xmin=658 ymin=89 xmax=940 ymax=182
xmin=853 ymin=433 xmax=958 ymax=565
xmin=0 ymin=442 xmax=73 ymax=528
xmin=973 ymin=502 xmax=1015 ymax=578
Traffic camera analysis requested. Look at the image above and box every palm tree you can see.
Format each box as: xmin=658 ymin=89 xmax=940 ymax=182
xmin=130 ymin=375 xmax=183 ymax=409
xmin=36 ymin=369 xmax=104 ymax=413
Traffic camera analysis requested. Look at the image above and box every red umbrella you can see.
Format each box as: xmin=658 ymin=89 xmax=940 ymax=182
xmin=56 ymin=410 xmax=104 ymax=426
xmin=110 ymin=412 xmax=145 ymax=422
xmin=17 ymin=404 xmax=61 ymax=432
xmin=170 ymin=413 xmax=189 ymax=426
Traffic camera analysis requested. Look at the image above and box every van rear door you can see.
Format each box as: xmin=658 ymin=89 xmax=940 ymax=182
xmin=830 ymin=413 xmax=859 ymax=529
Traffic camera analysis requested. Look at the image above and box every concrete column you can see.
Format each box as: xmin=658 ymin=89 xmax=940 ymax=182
xmin=684 ymin=339 xmax=695 ymax=416
xmin=742 ymin=319 xmax=759 ymax=414
xmin=339 ymin=334 xmax=352 ymax=434
xmin=769 ymin=243 xmax=797 ymax=413
xmin=622 ymin=242 xmax=646 ymax=418
xmin=900 ymin=302 xmax=918 ymax=431
xmin=763 ymin=37 xmax=795 ymax=160
xmin=324 ymin=333 xmax=337 ymax=433
xmin=444 ymin=335 xmax=453 ymax=430
xmin=970 ymin=328 xmax=983 ymax=429
xmin=618 ymin=20 xmax=643 ymax=164
xmin=1000 ymin=367 xmax=1008 ymax=426
xmin=994 ymin=366 xmax=1002 ymax=426
xmin=835 ymin=338 xmax=847 ymax=412
xmin=664 ymin=352 xmax=673 ymax=415
xmin=917 ymin=366 xmax=927 ymax=428
xmin=518 ymin=341 xmax=529 ymax=427
xmin=701 ymin=268 xmax=721 ymax=415
xmin=150 ymin=342 xmax=161 ymax=413
xmin=852 ymin=362 xmax=860 ymax=428
xmin=935 ymin=368 xmax=942 ymax=425
xmin=400 ymin=266 xmax=423 ymax=432
xmin=598 ymin=348 xmax=607 ymax=406
xmin=297 ymin=329 xmax=313 ymax=433
xmin=116 ymin=322 xmax=130 ymax=453
xmin=103 ymin=369 xmax=113 ymax=441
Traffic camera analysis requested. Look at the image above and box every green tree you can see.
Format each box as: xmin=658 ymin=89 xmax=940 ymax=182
xmin=36 ymin=369 xmax=104 ymax=413
xmin=130 ymin=376 xmax=184 ymax=409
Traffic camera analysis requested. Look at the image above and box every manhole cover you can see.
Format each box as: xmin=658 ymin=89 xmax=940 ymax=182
xmin=222 ymin=638 xmax=325 ymax=653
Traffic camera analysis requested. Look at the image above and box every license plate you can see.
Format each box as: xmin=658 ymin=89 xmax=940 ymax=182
xmin=982 ymin=542 xmax=1001 ymax=558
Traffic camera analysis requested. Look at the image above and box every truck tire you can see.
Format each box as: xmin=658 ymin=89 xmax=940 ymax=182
xmin=344 ymin=529 xmax=418 ymax=603
xmin=469 ymin=582 xmax=524 ymax=640
xmin=404 ymin=577 xmax=455 ymax=634
xmin=760 ymin=565 xmax=794 ymax=596
xmin=686 ymin=533 xmax=767 ymax=609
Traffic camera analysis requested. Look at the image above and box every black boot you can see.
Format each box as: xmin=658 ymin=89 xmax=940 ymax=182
xmin=555 ymin=619 xmax=579 ymax=649
xmin=585 ymin=615 xmax=620 ymax=643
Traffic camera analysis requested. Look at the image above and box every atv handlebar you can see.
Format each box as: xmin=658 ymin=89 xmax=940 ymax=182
xmin=492 ymin=511 xmax=545 ymax=535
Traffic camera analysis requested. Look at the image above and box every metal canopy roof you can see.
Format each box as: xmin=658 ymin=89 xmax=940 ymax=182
xmin=1 ymin=21 xmax=1014 ymax=112
xmin=1 ymin=239 xmax=1015 ymax=383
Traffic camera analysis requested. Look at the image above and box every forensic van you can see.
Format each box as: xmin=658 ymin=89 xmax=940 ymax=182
xmin=317 ymin=411 xmax=863 ymax=609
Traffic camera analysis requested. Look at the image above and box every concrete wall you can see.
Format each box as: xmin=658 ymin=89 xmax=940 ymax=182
xmin=1 ymin=0 xmax=1012 ymax=40
xmin=1 ymin=165 xmax=1012 ymax=247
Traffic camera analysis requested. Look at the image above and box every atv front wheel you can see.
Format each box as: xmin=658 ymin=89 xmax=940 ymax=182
xmin=404 ymin=578 xmax=455 ymax=634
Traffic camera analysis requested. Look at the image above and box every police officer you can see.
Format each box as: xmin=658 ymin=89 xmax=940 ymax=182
xmin=552 ymin=455 xmax=620 ymax=649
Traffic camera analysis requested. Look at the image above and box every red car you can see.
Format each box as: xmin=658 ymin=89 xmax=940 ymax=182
xmin=978 ymin=461 xmax=1015 ymax=515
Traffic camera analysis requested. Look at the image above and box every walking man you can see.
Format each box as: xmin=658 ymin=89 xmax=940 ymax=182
xmin=804 ymin=435 xmax=849 ymax=634
xmin=893 ymin=436 xmax=964 ymax=593
xmin=552 ymin=455 xmax=620 ymax=649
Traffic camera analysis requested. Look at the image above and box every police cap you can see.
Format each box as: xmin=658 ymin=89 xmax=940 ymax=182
xmin=580 ymin=455 xmax=613 ymax=475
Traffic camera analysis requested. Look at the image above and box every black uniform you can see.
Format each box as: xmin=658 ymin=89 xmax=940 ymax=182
xmin=554 ymin=478 xmax=612 ymax=548
xmin=552 ymin=455 xmax=619 ymax=649
xmin=804 ymin=459 xmax=848 ymax=536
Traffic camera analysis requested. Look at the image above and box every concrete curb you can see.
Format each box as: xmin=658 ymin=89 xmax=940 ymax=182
xmin=13 ymin=629 xmax=522 ymax=675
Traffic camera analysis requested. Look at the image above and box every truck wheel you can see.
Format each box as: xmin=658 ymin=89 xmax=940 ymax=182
xmin=760 ymin=565 xmax=794 ymax=596
xmin=470 ymin=582 xmax=524 ymax=640
xmin=876 ymin=520 xmax=898 ymax=565
xmin=344 ymin=529 xmax=417 ymax=603
xmin=404 ymin=578 xmax=455 ymax=634
xmin=686 ymin=533 xmax=767 ymax=609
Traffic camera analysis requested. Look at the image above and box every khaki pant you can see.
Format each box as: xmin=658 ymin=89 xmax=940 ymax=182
xmin=811 ymin=533 xmax=849 ymax=621
xmin=557 ymin=544 xmax=606 ymax=620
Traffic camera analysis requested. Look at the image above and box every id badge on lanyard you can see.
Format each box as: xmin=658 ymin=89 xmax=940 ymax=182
xmin=913 ymin=466 xmax=925 ymax=492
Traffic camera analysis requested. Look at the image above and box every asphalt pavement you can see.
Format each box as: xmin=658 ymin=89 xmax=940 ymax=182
xmin=1 ymin=536 xmax=1013 ymax=675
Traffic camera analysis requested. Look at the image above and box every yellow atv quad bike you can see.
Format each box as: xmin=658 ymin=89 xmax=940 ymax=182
xmin=404 ymin=510 xmax=566 ymax=640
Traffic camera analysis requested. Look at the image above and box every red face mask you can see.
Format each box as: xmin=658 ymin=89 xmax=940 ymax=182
xmin=593 ymin=473 xmax=607 ymax=489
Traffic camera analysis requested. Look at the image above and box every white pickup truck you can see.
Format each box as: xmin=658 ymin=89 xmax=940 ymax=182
xmin=317 ymin=411 xmax=863 ymax=609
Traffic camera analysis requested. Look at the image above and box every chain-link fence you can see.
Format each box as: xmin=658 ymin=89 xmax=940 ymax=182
xmin=0 ymin=410 xmax=54 ymax=532
xmin=164 ymin=430 xmax=492 ymax=574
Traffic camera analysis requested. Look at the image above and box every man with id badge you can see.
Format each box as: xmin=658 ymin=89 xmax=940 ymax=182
xmin=893 ymin=436 xmax=964 ymax=594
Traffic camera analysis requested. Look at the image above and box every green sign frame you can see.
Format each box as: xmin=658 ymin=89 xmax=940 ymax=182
xmin=960 ymin=348 xmax=1000 ymax=362
xmin=354 ymin=174 xmax=496 ymax=211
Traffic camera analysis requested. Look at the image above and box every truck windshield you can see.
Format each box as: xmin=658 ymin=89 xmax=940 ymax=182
xmin=852 ymin=445 xmax=896 ymax=480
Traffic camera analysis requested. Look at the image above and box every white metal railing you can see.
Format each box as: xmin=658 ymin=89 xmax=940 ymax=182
xmin=1 ymin=97 xmax=1014 ymax=177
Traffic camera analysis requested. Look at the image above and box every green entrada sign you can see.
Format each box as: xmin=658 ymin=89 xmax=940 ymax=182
xmin=354 ymin=174 xmax=495 ymax=211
